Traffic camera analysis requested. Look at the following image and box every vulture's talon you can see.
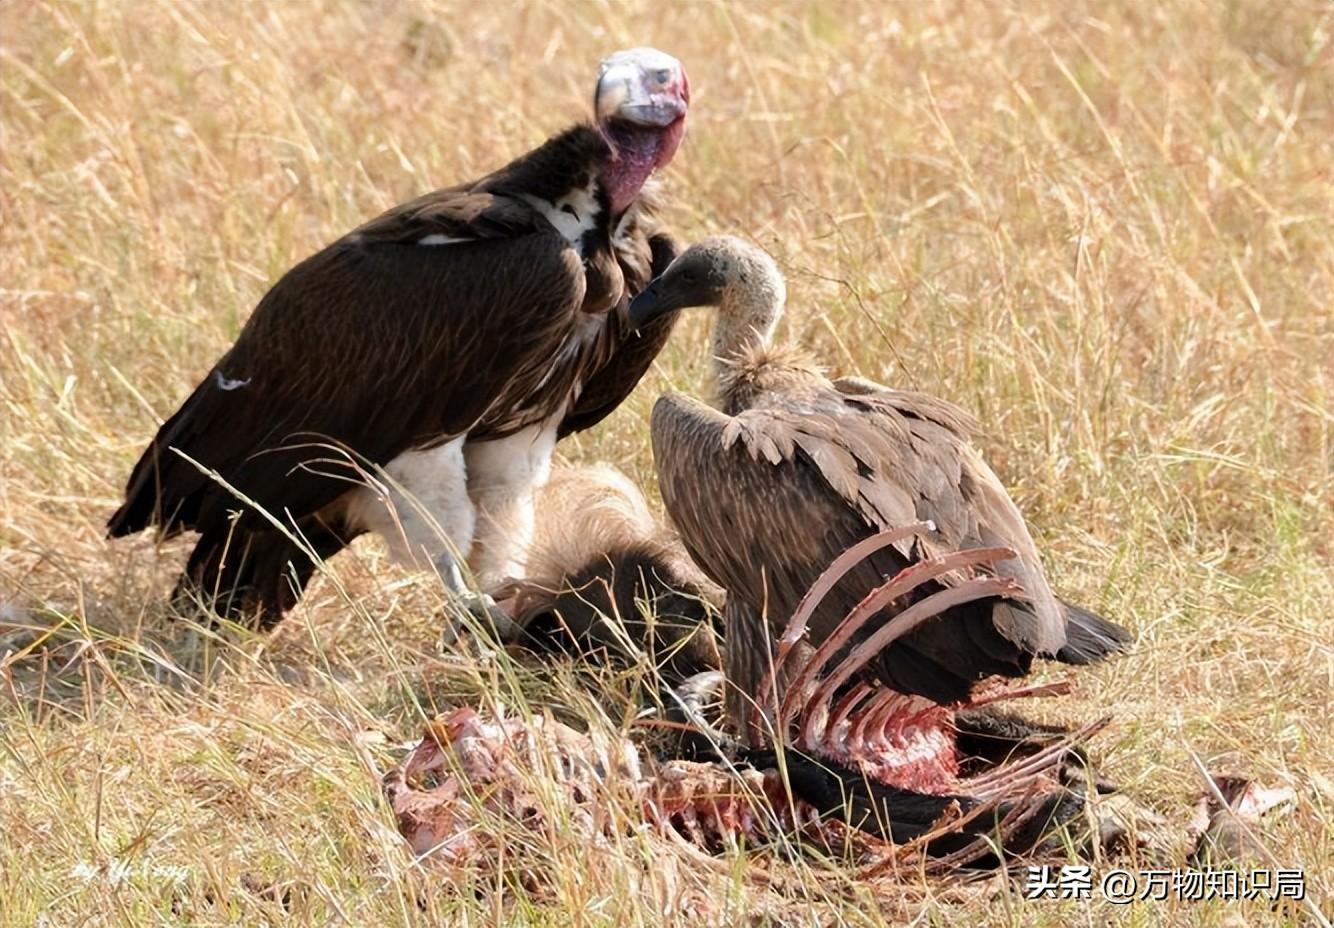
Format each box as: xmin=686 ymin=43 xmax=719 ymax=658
xmin=673 ymin=669 xmax=727 ymax=718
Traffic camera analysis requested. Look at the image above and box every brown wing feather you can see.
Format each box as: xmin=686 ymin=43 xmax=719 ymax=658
xmin=558 ymin=230 xmax=683 ymax=438
xmin=352 ymin=190 xmax=543 ymax=246
xmin=109 ymin=205 xmax=584 ymax=542
xmin=829 ymin=380 xmax=1064 ymax=651
xmin=653 ymin=394 xmax=843 ymax=609
xmin=831 ymin=376 xmax=981 ymax=437
xmin=353 ymin=123 xmax=610 ymax=247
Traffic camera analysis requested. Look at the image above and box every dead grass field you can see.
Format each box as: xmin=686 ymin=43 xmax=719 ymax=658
xmin=2 ymin=0 xmax=1332 ymax=924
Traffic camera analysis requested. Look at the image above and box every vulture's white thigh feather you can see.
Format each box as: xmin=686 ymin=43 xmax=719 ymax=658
xmin=464 ymin=417 xmax=561 ymax=591
xmin=345 ymin=438 xmax=475 ymax=582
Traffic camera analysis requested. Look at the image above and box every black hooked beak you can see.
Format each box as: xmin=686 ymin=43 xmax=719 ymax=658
xmin=628 ymin=282 xmax=669 ymax=332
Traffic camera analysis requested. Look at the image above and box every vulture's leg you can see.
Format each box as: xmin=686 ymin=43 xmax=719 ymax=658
xmin=463 ymin=419 xmax=560 ymax=594
xmin=345 ymin=437 xmax=475 ymax=570
xmin=343 ymin=438 xmax=515 ymax=641
xmin=722 ymin=597 xmax=793 ymax=746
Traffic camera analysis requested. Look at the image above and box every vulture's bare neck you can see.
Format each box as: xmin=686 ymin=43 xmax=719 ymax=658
xmin=708 ymin=277 xmax=777 ymax=376
xmin=709 ymin=279 xmax=818 ymax=413
xmin=710 ymin=270 xmax=783 ymax=359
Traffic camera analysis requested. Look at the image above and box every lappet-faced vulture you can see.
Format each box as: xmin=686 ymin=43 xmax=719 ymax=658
xmin=107 ymin=48 xmax=691 ymax=629
xmin=627 ymin=237 xmax=1131 ymax=850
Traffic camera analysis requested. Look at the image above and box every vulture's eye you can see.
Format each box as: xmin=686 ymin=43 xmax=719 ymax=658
xmin=654 ymin=68 xmax=671 ymax=85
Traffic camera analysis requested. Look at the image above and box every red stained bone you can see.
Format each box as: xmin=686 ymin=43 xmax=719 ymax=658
xmin=962 ymin=716 xmax=1110 ymax=800
xmin=643 ymin=761 xmax=816 ymax=846
xmin=778 ymin=546 xmax=1018 ymax=731
xmin=386 ymin=539 xmax=1109 ymax=874
xmin=964 ymin=680 xmax=1074 ymax=709
xmin=384 ymin=705 xmax=644 ymax=862
xmin=753 ymin=523 xmax=934 ymax=741
xmin=763 ymin=541 xmax=1093 ymax=804
xmin=776 ymin=524 xmax=934 ymax=658
xmin=804 ymin=575 xmax=1022 ymax=722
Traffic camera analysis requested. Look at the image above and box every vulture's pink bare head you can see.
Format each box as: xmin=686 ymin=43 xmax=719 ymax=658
xmin=594 ymin=47 xmax=690 ymax=214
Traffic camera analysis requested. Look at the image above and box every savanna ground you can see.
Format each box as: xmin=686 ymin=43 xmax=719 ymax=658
xmin=2 ymin=0 xmax=1332 ymax=924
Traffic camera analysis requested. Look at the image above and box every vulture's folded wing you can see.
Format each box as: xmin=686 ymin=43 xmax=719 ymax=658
xmin=558 ymin=231 xmax=683 ymax=438
xmin=832 ymin=382 xmax=1067 ymax=655
xmin=831 ymin=376 xmax=981 ymax=437
xmin=109 ymin=194 xmax=584 ymax=541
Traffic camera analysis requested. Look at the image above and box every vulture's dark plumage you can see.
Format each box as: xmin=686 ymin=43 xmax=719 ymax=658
xmin=627 ymin=235 xmax=1132 ymax=858
xmin=108 ymin=48 xmax=691 ymax=627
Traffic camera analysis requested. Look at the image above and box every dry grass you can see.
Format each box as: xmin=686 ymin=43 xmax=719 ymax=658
xmin=3 ymin=0 xmax=1332 ymax=924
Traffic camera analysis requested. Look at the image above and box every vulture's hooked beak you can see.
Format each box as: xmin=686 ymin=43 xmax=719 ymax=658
xmin=628 ymin=282 xmax=670 ymax=332
xmin=595 ymin=47 xmax=690 ymax=129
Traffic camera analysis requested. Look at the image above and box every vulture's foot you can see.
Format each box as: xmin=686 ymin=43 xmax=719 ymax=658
xmin=437 ymin=590 xmax=523 ymax=650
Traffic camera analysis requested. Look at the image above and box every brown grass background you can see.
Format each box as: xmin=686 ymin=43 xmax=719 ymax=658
xmin=2 ymin=0 xmax=1332 ymax=924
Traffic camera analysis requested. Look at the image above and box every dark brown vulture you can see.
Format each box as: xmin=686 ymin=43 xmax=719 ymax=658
xmin=108 ymin=48 xmax=691 ymax=628
xmin=626 ymin=236 xmax=1131 ymax=854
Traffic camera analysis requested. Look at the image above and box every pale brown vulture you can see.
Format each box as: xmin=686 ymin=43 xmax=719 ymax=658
xmin=627 ymin=237 xmax=1130 ymax=815
xmin=108 ymin=48 xmax=690 ymax=628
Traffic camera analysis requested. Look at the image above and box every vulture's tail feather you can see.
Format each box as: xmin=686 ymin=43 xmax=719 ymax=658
xmin=107 ymin=438 xmax=201 ymax=539
xmin=173 ymin=516 xmax=358 ymax=629
xmin=107 ymin=373 xmax=229 ymax=539
xmin=1054 ymin=600 xmax=1132 ymax=665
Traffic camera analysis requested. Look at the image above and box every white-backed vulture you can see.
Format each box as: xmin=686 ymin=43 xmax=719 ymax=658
xmin=626 ymin=236 xmax=1131 ymax=762
xmin=108 ymin=48 xmax=690 ymax=628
